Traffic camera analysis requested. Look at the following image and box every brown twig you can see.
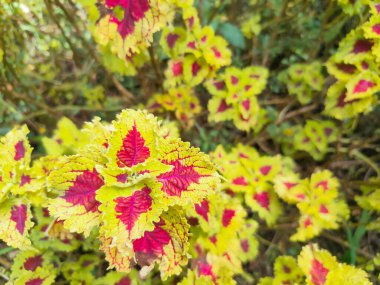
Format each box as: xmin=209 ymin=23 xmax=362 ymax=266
xmin=148 ymin=46 xmax=164 ymax=92
xmin=0 ymin=257 xmax=11 ymax=269
xmin=276 ymin=103 xmax=319 ymax=124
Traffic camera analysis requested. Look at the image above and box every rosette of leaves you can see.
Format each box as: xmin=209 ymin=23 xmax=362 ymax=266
xmin=179 ymin=253 xmax=237 ymax=285
xmin=160 ymin=8 xmax=231 ymax=75
xmin=148 ymin=85 xmax=202 ymax=128
xmin=163 ymin=55 xmax=212 ymax=89
xmin=206 ymin=66 xmax=269 ymax=132
xmin=325 ymin=17 xmax=380 ymax=119
xmin=157 ymin=6 xmax=232 ymax=121
xmin=7 ymin=250 xmax=58 ymax=285
xmin=94 ymin=0 xmax=178 ymax=57
xmin=279 ymin=61 xmax=324 ymax=105
xmin=257 ymin=256 xmax=304 ymax=285
xmin=298 ymin=244 xmax=372 ymax=285
xmin=293 ymin=120 xmax=338 ymax=161
xmin=47 ymin=109 xmax=220 ymax=279
xmin=259 ymin=244 xmax=372 ymax=285
xmin=187 ymin=192 xmax=258 ymax=269
xmin=210 ymin=144 xmax=294 ymax=225
xmin=275 ymin=170 xmax=349 ymax=241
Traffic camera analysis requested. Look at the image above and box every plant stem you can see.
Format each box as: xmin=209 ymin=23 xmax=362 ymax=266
xmin=350 ymin=150 xmax=380 ymax=177
xmin=148 ymin=46 xmax=164 ymax=92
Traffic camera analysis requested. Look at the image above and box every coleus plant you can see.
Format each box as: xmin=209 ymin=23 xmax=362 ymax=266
xmin=210 ymin=144 xmax=293 ymax=225
xmin=160 ymin=7 xmax=231 ymax=75
xmin=95 ymin=0 xmax=185 ymax=57
xmin=258 ymin=244 xmax=372 ymax=285
xmin=279 ymin=61 xmax=324 ymax=105
xmin=149 ymin=5 xmax=231 ymax=128
xmin=0 ymin=109 xmax=220 ymax=282
xmin=46 ymin=109 xmax=220 ymax=279
xmin=293 ymin=120 xmax=338 ymax=161
xmin=149 ymin=85 xmax=202 ymax=129
xmin=41 ymin=117 xmax=90 ymax=155
xmin=324 ymin=3 xmax=380 ymax=119
xmin=206 ymin=66 xmax=269 ymax=132
xmin=275 ymin=170 xmax=349 ymax=241
xmin=0 ymin=126 xmax=48 ymax=250
xmin=272 ymin=120 xmax=338 ymax=161
xmin=184 ymin=191 xmax=259 ymax=285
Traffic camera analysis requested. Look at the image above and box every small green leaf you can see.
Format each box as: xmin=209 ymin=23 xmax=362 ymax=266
xmin=0 ymin=247 xmax=13 ymax=256
xmin=219 ymin=23 xmax=246 ymax=49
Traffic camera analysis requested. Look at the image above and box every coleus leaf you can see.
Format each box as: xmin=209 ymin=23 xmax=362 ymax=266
xmin=79 ymin=117 xmax=112 ymax=159
xmin=187 ymin=195 xmax=220 ymax=235
xmin=100 ymin=208 xmax=189 ymax=280
xmin=190 ymin=192 xmax=248 ymax=268
xmin=157 ymin=138 xmax=220 ymax=206
xmin=10 ymin=250 xmax=58 ymax=284
xmin=99 ymin=234 xmax=133 ymax=272
xmin=0 ymin=199 xmax=34 ymax=250
xmin=164 ymin=58 xmax=185 ymax=88
xmin=48 ymin=155 xmax=105 ymax=236
xmin=196 ymin=26 xmax=232 ymax=69
xmin=133 ymin=208 xmax=190 ymax=280
xmin=324 ymin=264 xmax=373 ymax=285
xmin=245 ymin=183 xmax=282 ymax=225
xmin=183 ymin=55 xmax=210 ymax=87
xmin=11 ymin=267 xmax=57 ymax=285
xmin=236 ymin=220 xmax=259 ymax=263
xmin=334 ymin=28 xmax=374 ymax=65
xmin=160 ymin=26 xmax=187 ymax=57
xmin=274 ymin=173 xmax=306 ymax=204
xmin=106 ymin=109 xmax=160 ymax=170
xmin=345 ymin=70 xmax=380 ymax=101
xmin=10 ymin=163 xmax=46 ymax=199
xmin=207 ymin=97 xmax=235 ymax=123
xmin=268 ymin=256 xmax=304 ymax=284
xmin=298 ymin=244 xmax=339 ymax=285
xmin=96 ymin=180 xmax=168 ymax=249
xmin=324 ymin=81 xmax=376 ymax=120
xmin=0 ymin=126 xmax=46 ymax=201
xmin=41 ymin=117 xmax=89 ymax=156
xmin=0 ymin=125 xmax=32 ymax=170
xmin=95 ymin=0 xmax=175 ymax=57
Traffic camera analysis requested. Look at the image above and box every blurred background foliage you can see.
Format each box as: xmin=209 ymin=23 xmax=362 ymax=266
xmin=1 ymin=0 xmax=377 ymax=147
xmin=1 ymin=0 xmax=380 ymax=281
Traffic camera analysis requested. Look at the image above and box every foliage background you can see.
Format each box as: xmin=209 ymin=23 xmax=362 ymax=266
xmin=0 ymin=0 xmax=380 ymax=284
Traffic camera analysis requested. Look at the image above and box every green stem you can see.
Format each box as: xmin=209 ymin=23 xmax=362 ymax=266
xmin=350 ymin=149 xmax=380 ymax=177
xmin=346 ymin=210 xmax=370 ymax=265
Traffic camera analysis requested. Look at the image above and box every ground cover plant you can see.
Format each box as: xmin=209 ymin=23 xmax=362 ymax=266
xmin=0 ymin=0 xmax=380 ymax=284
